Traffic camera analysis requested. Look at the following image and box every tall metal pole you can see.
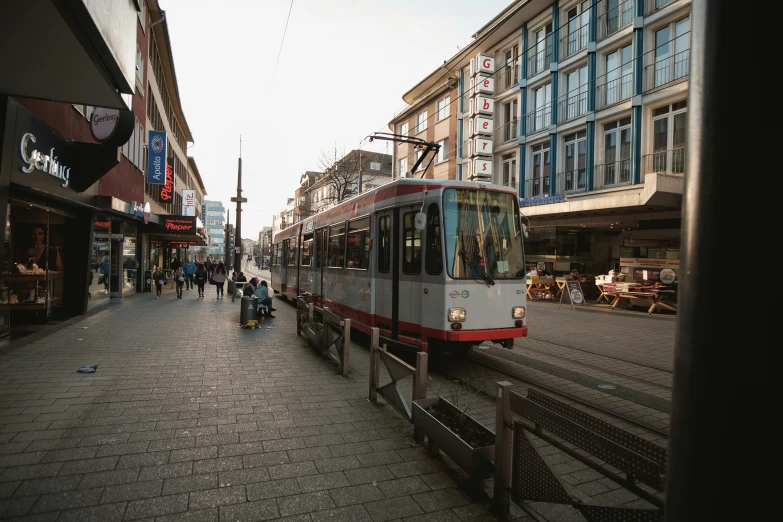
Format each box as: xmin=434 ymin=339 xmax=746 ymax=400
xmin=231 ymin=136 xmax=248 ymax=272
xmin=665 ymin=1 xmax=769 ymax=520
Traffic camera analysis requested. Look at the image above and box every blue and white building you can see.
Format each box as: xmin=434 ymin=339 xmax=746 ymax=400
xmin=203 ymin=200 xmax=226 ymax=261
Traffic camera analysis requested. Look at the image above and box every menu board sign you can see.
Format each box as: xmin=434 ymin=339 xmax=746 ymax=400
xmin=559 ymin=279 xmax=586 ymax=311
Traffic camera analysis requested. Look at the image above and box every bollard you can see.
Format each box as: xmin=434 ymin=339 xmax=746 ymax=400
xmin=412 ymin=352 xmax=428 ymax=443
xmin=342 ymin=319 xmax=351 ymax=377
xmin=369 ymin=328 xmax=379 ymax=403
xmin=493 ymin=381 xmax=514 ymax=517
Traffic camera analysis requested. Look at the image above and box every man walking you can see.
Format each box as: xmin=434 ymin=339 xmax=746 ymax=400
xmin=183 ymin=258 xmax=196 ymax=290
xmin=205 ymin=257 xmax=213 ymax=279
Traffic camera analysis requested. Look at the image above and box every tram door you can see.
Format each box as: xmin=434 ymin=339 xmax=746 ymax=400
xmin=399 ymin=207 xmax=422 ymax=339
xmin=314 ymin=227 xmax=327 ymax=298
xmin=374 ymin=210 xmax=396 ymax=337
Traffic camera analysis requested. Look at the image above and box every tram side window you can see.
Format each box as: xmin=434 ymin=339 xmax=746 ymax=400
xmin=327 ymin=223 xmax=346 ymax=268
xmin=346 ymin=217 xmax=370 ymax=270
xmin=403 ymin=212 xmax=421 ymax=275
xmin=287 ymin=237 xmax=297 ymax=265
xmin=272 ymin=244 xmax=280 ymax=265
xmin=378 ymin=216 xmax=390 ymax=273
xmin=315 ymin=228 xmax=326 ymax=268
xmin=302 ymin=233 xmax=313 ymax=266
xmin=425 ymin=204 xmax=443 ymax=275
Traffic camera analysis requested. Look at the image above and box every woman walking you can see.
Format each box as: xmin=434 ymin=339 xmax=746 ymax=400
xmin=173 ymin=265 xmax=186 ymax=299
xmin=212 ymin=262 xmax=227 ymax=299
xmin=194 ymin=263 xmax=208 ymax=298
xmin=152 ymin=266 xmax=166 ymax=299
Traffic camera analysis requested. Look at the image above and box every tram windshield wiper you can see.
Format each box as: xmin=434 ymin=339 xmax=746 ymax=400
xmin=458 ymin=249 xmax=494 ymax=287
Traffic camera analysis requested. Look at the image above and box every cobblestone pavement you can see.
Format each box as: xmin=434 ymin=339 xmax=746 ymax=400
xmin=0 ymin=284 xmax=525 ymax=522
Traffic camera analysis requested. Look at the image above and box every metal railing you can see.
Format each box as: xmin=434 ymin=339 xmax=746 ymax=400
xmin=597 ymin=0 xmax=634 ymax=41
xmin=645 ymin=0 xmax=677 ymax=15
xmin=558 ymin=169 xmax=588 ymax=194
xmin=644 ymin=147 xmax=686 ymax=174
xmin=560 ymin=22 xmax=589 ymax=60
xmin=523 ymin=176 xmax=551 ymax=199
xmin=525 ymin=104 xmax=551 ymax=134
xmin=499 ymin=118 xmax=520 ymax=144
xmin=644 ymin=48 xmax=690 ymax=92
xmin=297 ymin=295 xmax=351 ymax=377
xmin=526 ymin=37 xmax=553 ymax=77
xmin=596 ymin=71 xmax=634 ymax=110
xmin=497 ymin=58 xmax=520 ymax=94
xmin=594 ymin=159 xmax=632 ymax=189
xmin=557 ymin=89 xmax=588 ymax=122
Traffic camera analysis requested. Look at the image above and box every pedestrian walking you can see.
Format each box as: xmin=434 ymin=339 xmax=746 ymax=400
xmin=194 ymin=263 xmax=208 ymax=298
xmin=255 ymin=280 xmax=275 ymax=318
xmin=171 ymin=256 xmax=182 ymax=273
xmin=183 ymin=259 xmax=196 ymax=290
xmin=152 ymin=266 xmax=166 ymax=299
xmin=205 ymin=258 xmax=213 ymax=279
xmin=212 ymin=262 xmax=227 ymax=299
xmin=174 ymin=266 xmax=185 ymax=299
xmin=99 ymin=256 xmax=110 ymax=291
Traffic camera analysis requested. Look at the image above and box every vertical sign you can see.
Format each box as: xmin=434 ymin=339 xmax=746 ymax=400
xmin=201 ymin=204 xmax=207 ymax=225
xmin=160 ymin=158 xmax=175 ymax=202
xmin=182 ymin=189 xmax=196 ymax=216
xmin=146 ymin=130 xmax=167 ymax=184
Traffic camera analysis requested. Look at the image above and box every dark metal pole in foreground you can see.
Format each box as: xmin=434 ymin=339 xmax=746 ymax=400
xmin=231 ymin=137 xmax=248 ymax=272
xmin=666 ymin=1 xmax=770 ymax=520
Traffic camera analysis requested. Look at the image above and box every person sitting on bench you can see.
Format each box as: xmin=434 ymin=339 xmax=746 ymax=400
xmin=255 ymin=280 xmax=276 ymax=318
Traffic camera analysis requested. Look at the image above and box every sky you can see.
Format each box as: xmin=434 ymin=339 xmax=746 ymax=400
xmin=163 ymin=0 xmax=512 ymax=238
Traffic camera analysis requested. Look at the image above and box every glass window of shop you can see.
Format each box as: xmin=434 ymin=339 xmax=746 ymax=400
xmin=1 ymin=204 xmax=11 ymax=340
xmin=150 ymin=241 xmax=162 ymax=271
xmin=121 ymin=222 xmax=137 ymax=295
xmin=89 ymin=217 xmax=111 ymax=309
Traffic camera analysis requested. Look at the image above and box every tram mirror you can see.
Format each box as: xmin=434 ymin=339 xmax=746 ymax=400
xmin=414 ymin=212 xmax=427 ymax=231
xmin=521 ymin=222 xmax=529 ymax=238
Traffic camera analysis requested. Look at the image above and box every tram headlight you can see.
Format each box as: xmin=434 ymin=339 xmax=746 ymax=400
xmin=512 ymin=306 xmax=526 ymax=319
xmin=448 ymin=308 xmax=467 ymax=322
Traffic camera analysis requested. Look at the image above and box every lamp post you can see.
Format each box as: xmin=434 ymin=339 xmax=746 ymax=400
xmin=230 ymin=137 xmax=248 ymax=271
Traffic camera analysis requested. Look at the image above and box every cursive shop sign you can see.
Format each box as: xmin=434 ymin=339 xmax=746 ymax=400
xmin=162 ymin=216 xmax=196 ymax=233
xmin=19 ymin=133 xmax=71 ymax=187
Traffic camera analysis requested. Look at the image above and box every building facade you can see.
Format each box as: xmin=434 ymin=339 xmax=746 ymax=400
xmin=395 ymin=0 xmax=687 ymax=280
xmin=204 ymin=200 xmax=225 ymax=261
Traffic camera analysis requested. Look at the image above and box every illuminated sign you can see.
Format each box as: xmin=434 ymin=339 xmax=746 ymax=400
xmin=160 ymin=159 xmax=174 ymax=202
xmin=19 ymin=132 xmax=71 ymax=187
xmin=161 ymin=216 xmax=196 ymax=234
xmin=95 ymin=220 xmax=111 ymax=228
xmin=146 ymin=130 xmax=167 ymax=185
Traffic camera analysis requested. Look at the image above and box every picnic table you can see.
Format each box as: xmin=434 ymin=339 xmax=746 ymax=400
xmin=602 ymin=290 xmax=677 ymax=314
xmin=526 ymin=277 xmax=555 ymax=299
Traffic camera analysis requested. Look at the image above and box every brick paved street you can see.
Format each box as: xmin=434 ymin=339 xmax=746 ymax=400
xmin=0 ymin=285 xmax=520 ymax=522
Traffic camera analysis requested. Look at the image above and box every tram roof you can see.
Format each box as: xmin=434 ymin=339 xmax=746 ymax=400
xmin=273 ymin=178 xmax=518 ymax=242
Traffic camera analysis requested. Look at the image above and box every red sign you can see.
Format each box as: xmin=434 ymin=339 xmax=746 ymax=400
xmin=94 ymin=221 xmax=111 ymax=228
xmin=160 ymin=160 xmax=174 ymax=202
xmin=162 ymin=217 xmax=196 ymax=233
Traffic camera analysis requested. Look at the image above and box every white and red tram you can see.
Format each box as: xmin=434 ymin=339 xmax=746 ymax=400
xmin=271 ymin=179 xmax=527 ymax=352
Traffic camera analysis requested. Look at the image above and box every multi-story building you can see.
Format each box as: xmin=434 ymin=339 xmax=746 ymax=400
xmin=396 ymin=0 xmax=688 ymax=279
xmin=308 ymin=151 xmax=393 ymax=215
xmin=258 ymin=226 xmax=272 ymax=268
xmin=203 ymin=200 xmax=225 ymax=261
xmin=294 ymin=171 xmax=320 ymax=223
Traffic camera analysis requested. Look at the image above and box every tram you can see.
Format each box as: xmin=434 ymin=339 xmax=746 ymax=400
xmin=271 ymin=179 xmax=527 ymax=352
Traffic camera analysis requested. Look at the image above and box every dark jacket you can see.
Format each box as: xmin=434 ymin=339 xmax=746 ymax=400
xmin=243 ymin=284 xmax=256 ymax=297
xmin=152 ymin=270 xmax=166 ymax=286
xmin=195 ymin=271 xmax=208 ymax=283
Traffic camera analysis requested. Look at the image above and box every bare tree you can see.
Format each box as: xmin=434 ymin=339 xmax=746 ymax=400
xmin=315 ymin=148 xmax=381 ymax=206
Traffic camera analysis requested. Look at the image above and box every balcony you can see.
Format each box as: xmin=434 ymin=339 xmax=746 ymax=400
xmin=557 ymin=89 xmax=588 ymax=123
xmin=527 ymin=37 xmax=553 ymax=77
xmin=644 ymin=148 xmax=685 ymax=175
xmin=596 ymin=71 xmax=633 ymax=110
xmin=644 ymin=48 xmax=690 ymax=92
xmin=523 ymin=176 xmax=552 ymax=199
xmin=597 ymin=0 xmax=634 ymax=41
xmin=497 ymin=58 xmax=520 ymax=94
xmin=499 ymin=118 xmax=520 ymax=145
xmin=594 ymin=159 xmax=632 ymax=189
xmin=525 ymin=104 xmax=551 ymax=135
xmin=558 ymin=169 xmax=588 ymax=194
xmin=645 ymin=0 xmax=677 ymax=15
xmin=560 ymin=23 xmax=589 ymax=61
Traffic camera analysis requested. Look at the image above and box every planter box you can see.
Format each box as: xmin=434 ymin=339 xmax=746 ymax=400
xmin=302 ymin=324 xmax=324 ymax=348
xmin=413 ymin=397 xmax=495 ymax=480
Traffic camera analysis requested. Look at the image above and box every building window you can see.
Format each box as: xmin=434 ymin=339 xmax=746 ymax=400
xmin=436 ymin=139 xmax=449 ymax=164
xmin=414 ymin=150 xmax=424 ymax=171
xmin=378 ymin=215 xmax=391 ymax=274
xmin=398 ymin=157 xmax=408 ymax=178
xmin=416 ymin=111 xmax=428 ymax=134
xmin=529 ymin=142 xmax=551 ymax=197
xmin=602 ymin=44 xmax=633 ymax=108
xmin=651 ymin=16 xmax=690 ymax=90
xmin=502 ymin=152 xmax=517 ymax=188
xmin=403 ymin=212 xmax=421 ymax=275
xmin=532 ymin=23 xmax=553 ymax=76
xmin=346 ymin=217 xmax=370 ymax=270
xmin=425 ymin=203 xmax=442 ymax=275
xmin=136 ymin=45 xmax=144 ymax=87
xmin=532 ymin=83 xmax=551 ymax=132
xmin=502 ymin=45 xmax=520 ymax=90
xmin=563 ymin=1 xmax=591 ymax=58
xmin=436 ymin=96 xmax=450 ymax=122
xmin=502 ymin=99 xmax=518 ymax=143
xmin=327 ymin=222 xmax=346 ymax=268
xmin=73 ymin=104 xmax=84 ymax=115
xmin=399 ymin=122 xmax=408 ymax=137
xmin=601 ymin=117 xmax=632 ymax=186
xmin=563 ymin=131 xmax=587 ymax=192
xmin=563 ymin=65 xmax=588 ymax=121
xmin=649 ymin=100 xmax=687 ymax=173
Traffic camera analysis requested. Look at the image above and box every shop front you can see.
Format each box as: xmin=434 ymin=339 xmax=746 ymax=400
xmin=0 ymin=98 xmax=129 ymax=341
xmin=143 ymin=216 xmax=206 ymax=291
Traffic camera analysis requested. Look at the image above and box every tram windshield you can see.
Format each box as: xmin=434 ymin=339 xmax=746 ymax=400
xmin=442 ymin=188 xmax=525 ymax=281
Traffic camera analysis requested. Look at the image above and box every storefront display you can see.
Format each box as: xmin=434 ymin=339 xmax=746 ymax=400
xmin=89 ymin=217 xmax=111 ymax=310
xmin=121 ymin=222 xmax=137 ymax=296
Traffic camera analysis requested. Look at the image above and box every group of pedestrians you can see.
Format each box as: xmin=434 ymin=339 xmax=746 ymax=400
xmin=150 ymin=257 xmax=228 ymax=300
xmin=240 ymin=276 xmax=276 ymax=318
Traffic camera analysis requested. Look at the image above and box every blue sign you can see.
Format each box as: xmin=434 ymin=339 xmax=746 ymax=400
xmin=146 ymin=130 xmax=167 ymax=185
xmin=519 ymin=195 xmax=565 ymax=207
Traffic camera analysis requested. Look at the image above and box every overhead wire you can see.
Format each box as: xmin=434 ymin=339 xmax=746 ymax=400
xmin=271 ymin=0 xmax=295 ymax=83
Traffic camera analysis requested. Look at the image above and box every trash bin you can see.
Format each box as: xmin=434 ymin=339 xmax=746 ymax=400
xmin=240 ymin=295 xmax=258 ymax=325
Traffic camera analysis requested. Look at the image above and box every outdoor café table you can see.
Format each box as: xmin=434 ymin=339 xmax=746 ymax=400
xmin=526 ymin=277 xmax=554 ymax=299
xmin=603 ymin=290 xmax=677 ymax=315
xmin=595 ymin=282 xmax=613 ymax=303
xmin=554 ymin=277 xmax=567 ymax=298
